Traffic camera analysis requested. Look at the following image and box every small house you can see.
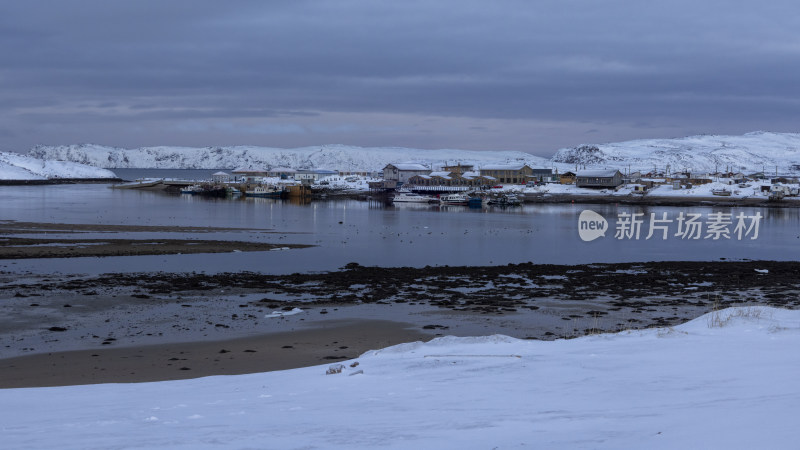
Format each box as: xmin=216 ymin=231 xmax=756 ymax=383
xmin=479 ymin=164 xmax=534 ymax=184
xmin=441 ymin=163 xmax=475 ymax=175
xmin=295 ymin=169 xmax=339 ymax=184
xmin=382 ymin=163 xmax=431 ymax=184
xmin=211 ymin=171 xmax=231 ymax=183
xmin=528 ymin=168 xmax=554 ymax=183
xmin=559 ymin=171 xmax=576 ymax=184
xmin=232 ymin=167 xmax=269 ymax=183
xmin=575 ymin=169 xmax=623 ymax=188
xmin=267 ymin=167 xmax=297 ymax=179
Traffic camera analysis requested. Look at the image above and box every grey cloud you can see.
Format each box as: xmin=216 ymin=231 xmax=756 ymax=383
xmin=0 ymin=0 xmax=798 ymax=152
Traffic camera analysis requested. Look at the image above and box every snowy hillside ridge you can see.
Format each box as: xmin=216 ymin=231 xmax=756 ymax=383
xmin=1 ymin=306 xmax=798 ymax=449
xmin=29 ymin=143 xmax=550 ymax=171
xmin=0 ymin=151 xmax=117 ymax=180
xmin=28 ymin=132 xmax=800 ymax=173
xmin=553 ymin=131 xmax=800 ymax=173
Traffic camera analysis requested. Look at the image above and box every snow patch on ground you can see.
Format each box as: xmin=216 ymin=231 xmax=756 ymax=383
xmin=1 ymin=306 xmax=798 ymax=449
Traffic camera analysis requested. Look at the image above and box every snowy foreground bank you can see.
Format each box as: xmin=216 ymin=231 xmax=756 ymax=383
xmin=2 ymin=307 xmax=798 ymax=449
xmin=0 ymin=151 xmax=116 ymax=180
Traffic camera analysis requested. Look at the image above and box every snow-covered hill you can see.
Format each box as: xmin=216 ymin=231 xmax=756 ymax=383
xmin=29 ymin=143 xmax=550 ymax=172
xmin=553 ymin=131 xmax=800 ymax=173
xmin=0 ymin=151 xmax=117 ymax=180
xmin=27 ymin=132 xmax=800 ymax=174
xmin=0 ymin=307 xmax=797 ymax=449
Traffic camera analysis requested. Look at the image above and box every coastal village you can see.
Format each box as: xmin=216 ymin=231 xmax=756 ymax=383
xmin=117 ymin=161 xmax=800 ymax=206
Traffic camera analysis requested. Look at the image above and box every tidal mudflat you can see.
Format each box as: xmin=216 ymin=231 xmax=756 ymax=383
xmin=2 ymin=256 xmax=797 ymax=388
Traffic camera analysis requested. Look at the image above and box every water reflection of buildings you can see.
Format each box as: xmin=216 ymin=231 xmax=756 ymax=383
xmin=243 ymin=196 xmax=311 ymax=206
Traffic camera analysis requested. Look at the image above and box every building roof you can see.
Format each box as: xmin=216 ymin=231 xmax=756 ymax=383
xmin=387 ymin=163 xmax=430 ymax=171
xmin=232 ymin=167 xmax=268 ymax=174
xmin=212 ymin=171 xmax=230 ymax=176
xmin=442 ymin=163 xmax=474 ymax=169
xmin=414 ymin=173 xmax=451 ymax=180
xmin=576 ymin=169 xmax=620 ymax=177
xmin=296 ymin=169 xmax=338 ymax=174
xmin=269 ymin=167 xmax=296 ymax=173
xmin=429 ymin=171 xmax=452 ymax=178
xmin=481 ymin=164 xmax=530 ymax=171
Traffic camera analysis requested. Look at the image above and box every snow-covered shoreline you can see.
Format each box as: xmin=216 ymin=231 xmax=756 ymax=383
xmin=0 ymin=306 xmax=797 ymax=449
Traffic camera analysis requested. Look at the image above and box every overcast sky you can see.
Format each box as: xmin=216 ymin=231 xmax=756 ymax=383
xmin=1 ymin=1 xmax=798 ymax=156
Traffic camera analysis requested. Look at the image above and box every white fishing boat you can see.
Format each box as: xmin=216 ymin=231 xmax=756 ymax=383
xmin=487 ymin=193 xmax=522 ymax=206
xmin=439 ymin=193 xmax=470 ymax=206
xmin=179 ymin=185 xmax=201 ymax=195
xmin=245 ymin=185 xmax=283 ymax=198
xmin=391 ymin=191 xmax=436 ymax=203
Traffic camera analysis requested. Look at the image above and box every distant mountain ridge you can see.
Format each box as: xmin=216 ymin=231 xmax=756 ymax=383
xmin=28 ymin=143 xmax=549 ymax=172
xmin=551 ymin=131 xmax=800 ymax=173
xmin=28 ymin=132 xmax=800 ymax=173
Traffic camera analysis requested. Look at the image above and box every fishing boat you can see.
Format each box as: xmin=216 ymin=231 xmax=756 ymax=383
xmin=245 ymin=185 xmax=283 ymax=198
xmin=488 ymin=193 xmax=522 ymax=206
xmin=711 ymin=188 xmax=732 ymax=196
xmin=502 ymin=194 xmax=522 ymax=206
xmin=391 ymin=191 xmax=436 ymax=203
xmin=179 ymin=185 xmax=200 ymax=195
xmin=439 ymin=193 xmax=470 ymax=206
xmin=467 ymin=196 xmax=484 ymax=208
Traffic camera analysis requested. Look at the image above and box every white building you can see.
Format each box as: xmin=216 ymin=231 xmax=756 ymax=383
xmin=382 ymin=163 xmax=431 ymax=183
xmin=294 ymin=169 xmax=339 ymax=183
xmin=211 ymin=171 xmax=231 ymax=183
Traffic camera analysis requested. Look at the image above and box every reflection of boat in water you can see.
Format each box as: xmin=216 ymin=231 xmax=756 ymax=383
xmin=392 ymin=191 xmax=437 ymax=203
xmin=245 ymin=185 xmax=283 ymax=198
xmin=439 ymin=193 xmax=470 ymax=206
xmin=391 ymin=201 xmax=439 ymax=210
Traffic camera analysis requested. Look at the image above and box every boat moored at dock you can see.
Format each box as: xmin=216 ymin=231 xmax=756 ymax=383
xmin=439 ymin=193 xmax=470 ymax=206
xmin=391 ymin=190 xmax=437 ymax=203
xmin=245 ymin=185 xmax=284 ymax=198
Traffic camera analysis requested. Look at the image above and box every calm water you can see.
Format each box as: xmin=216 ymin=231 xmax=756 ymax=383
xmin=1 ymin=175 xmax=798 ymax=275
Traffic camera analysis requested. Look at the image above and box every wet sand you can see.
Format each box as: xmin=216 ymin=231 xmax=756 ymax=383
xmin=2 ymin=259 xmax=798 ymax=390
xmin=2 ymin=220 xmax=798 ymax=388
xmin=0 ymin=319 xmax=427 ymax=389
xmin=0 ymin=237 xmax=310 ymax=259
xmin=0 ymin=220 xmax=311 ymax=259
xmin=0 ymin=220 xmax=289 ymax=234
